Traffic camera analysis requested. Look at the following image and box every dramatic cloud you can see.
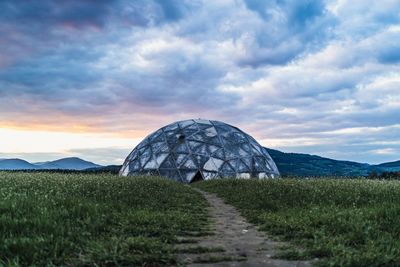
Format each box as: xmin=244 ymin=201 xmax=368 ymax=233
xmin=0 ymin=0 xmax=399 ymax=163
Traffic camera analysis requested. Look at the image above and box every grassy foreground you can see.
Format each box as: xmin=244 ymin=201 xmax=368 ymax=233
xmin=0 ymin=172 xmax=208 ymax=266
xmin=196 ymin=179 xmax=400 ymax=267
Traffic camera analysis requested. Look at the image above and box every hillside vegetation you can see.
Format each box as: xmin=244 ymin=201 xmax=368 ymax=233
xmin=196 ymin=179 xmax=400 ymax=267
xmin=266 ymin=148 xmax=376 ymax=177
xmin=0 ymin=173 xmax=208 ymax=266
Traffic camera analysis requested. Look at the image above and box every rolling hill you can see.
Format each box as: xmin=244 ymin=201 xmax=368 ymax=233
xmin=0 ymin=159 xmax=39 ymax=170
xmin=265 ymin=148 xmax=392 ymax=177
xmin=35 ymin=157 xmax=101 ymax=170
xmin=0 ymin=157 xmax=101 ymax=171
xmin=375 ymin=160 xmax=400 ymax=172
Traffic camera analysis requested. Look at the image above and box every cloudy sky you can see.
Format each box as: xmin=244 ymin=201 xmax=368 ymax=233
xmin=1 ymin=0 xmax=399 ymax=165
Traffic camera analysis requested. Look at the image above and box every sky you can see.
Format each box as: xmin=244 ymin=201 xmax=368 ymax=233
xmin=0 ymin=0 xmax=399 ymax=165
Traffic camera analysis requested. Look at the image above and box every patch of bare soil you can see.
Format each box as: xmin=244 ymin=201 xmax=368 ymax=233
xmin=175 ymin=188 xmax=312 ymax=267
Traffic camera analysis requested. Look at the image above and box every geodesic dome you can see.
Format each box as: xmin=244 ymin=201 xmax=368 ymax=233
xmin=119 ymin=119 xmax=280 ymax=183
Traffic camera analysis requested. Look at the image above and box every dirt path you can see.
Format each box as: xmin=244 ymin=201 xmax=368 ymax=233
xmin=175 ymin=188 xmax=312 ymax=267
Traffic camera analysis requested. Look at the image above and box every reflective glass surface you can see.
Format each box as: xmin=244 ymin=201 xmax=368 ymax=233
xmin=120 ymin=119 xmax=280 ymax=182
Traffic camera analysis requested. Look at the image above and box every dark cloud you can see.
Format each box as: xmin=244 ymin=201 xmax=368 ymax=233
xmin=0 ymin=0 xmax=188 ymax=30
xmin=1 ymin=0 xmax=400 ymax=163
xmin=155 ymin=0 xmax=185 ymax=21
xmin=378 ymin=45 xmax=400 ymax=64
xmin=238 ymin=0 xmax=334 ymax=67
xmin=244 ymin=0 xmax=325 ymax=27
xmin=0 ymin=0 xmax=113 ymax=32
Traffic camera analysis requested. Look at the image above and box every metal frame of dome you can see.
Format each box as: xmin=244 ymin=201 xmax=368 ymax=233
xmin=119 ymin=119 xmax=280 ymax=183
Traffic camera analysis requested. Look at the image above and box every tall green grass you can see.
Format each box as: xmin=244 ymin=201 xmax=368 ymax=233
xmin=0 ymin=172 xmax=208 ymax=266
xmin=196 ymin=179 xmax=400 ymax=267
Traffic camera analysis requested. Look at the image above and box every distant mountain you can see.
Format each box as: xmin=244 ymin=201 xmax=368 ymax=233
xmin=376 ymin=160 xmax=400 ymax=172
xmin=0 ymin=159 xmax=39 ymax=170
xmin=39 ymin=157 xmax=100 ymax=170
xmin=265 ymin=148 xmax=394 ymax=177
xmin=0 ymin=157 xmax=101 ymax=171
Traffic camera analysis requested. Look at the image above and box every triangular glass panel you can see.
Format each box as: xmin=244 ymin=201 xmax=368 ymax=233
xmin=195 ymin=144 xmax=209 ymax=156
xmin=247 ymin=135 xmax=258 ymax=144
xmin=261 ymin=147 xmax=270 ymax=157
xmin=151 ymin=142 xmax=165 ymax=154
xmin=127 ymin=149 xmax=139 ymax=161
xmin=136 ymin=139 xmax=149 ymax=150
xmin=144 ymin=158 xmax=157 ymax=169
xmin=138 ymin=146 xmax=149 ymax=157
xmin=211 ymin=120 xmax=226 ymax=126
xmin=241 ymin=157 xmax=253 ymax=170
xmin=214 ymin=125 xmax=231 ymax=137
xmin=220 ymin=162 xmax=235 ymax=173
xmin=265 ymin=156 xmax=276 ymax=171
xmin=204 ymin=157 xmax=224 ymax=171
xmin=204 ymin=158 xmax=217 ymax=171
xmin=182 ymin=170 xmax=197 ymax=183
xmin=175 ymin=153 xmax=188 ymax=168
xmin=129 ymin=160 xmax=141 ymax=171
xmin=192 ymin=154 xmax=209 ymax=169
xmin=251 ymin=144 xmax=263 ymax=156
xmin=238 ymin=147 xmax=251 ymax=157
xmin=175 ymin=142 xmax=189 ymax=153
xmin=237 ymin=159 xmax=251 ymax=172
xmin=164 ymin=130 xmax=177 ymax=138
xmin=186 ymin=123 xmax=199 ymax=131
xmin=154 ymin=153 xmax=168 ymax=167
xmin=228 ymin=159 xmax=239 ymax=171
xmin=187 ymin=133 xmax=205 ymax=142
xmin=157 ymin=142 xmax=169 ymax=153
xmin=197 ymin=123 xmax=213 ymax=131
xmin=183 ymin=128 xmax=199 ymax=138
xmin=188 ymin=141 xmax=202 ymax=152
xmin=233 ymin=132 xmax=247 ymax=143
xmin=194 ymin=119 xmax=212 ymax=125
xmin=120 ymin=165 xmax=129 ymax=176
xmin=139 ymin=151 xmax=151 ymax=166
xmin=163 ymin=123 xmax=179 ymax=132
xmin=221 ymin=135 xmax=234 ymax=146
xmin=224 ymin=149 xmax=237 ymax=160
xmin=182 ymin=157 xmax=197 ymax=169
xmin=152 ymin=134 xmax=166 ymax=143
xmin=240 ymin=143 xmax=252 ymax=154
xmin=204 ymin=126 xmax=218 ymax=137
xmin=253 ymin=156 xmax=267 ymax=171
xmin=148 ymin=129 xmax=164 ymax=143
xmin=212 ymin=148 xmax=225 ymax=159
xmin=206 ymin=144 xmax=219 ymax=154
xmin=179 ymin=120 xmax=194 ymax=129
xmin=159 ymin=155 xmax=177 ymax=169
xmin=211 ymin=158 xmax=224 ymax=169
xmin=206 ymin=136 xmax=222 ymax=146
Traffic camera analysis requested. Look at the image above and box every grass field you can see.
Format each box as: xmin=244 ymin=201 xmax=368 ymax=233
xmin=196 ymin=179 xmax=400 ymax=267
xmin=0 ymin=172 xmax=208 ymax=266
xmin=2 ymin=173 xmax=400 ymax=266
